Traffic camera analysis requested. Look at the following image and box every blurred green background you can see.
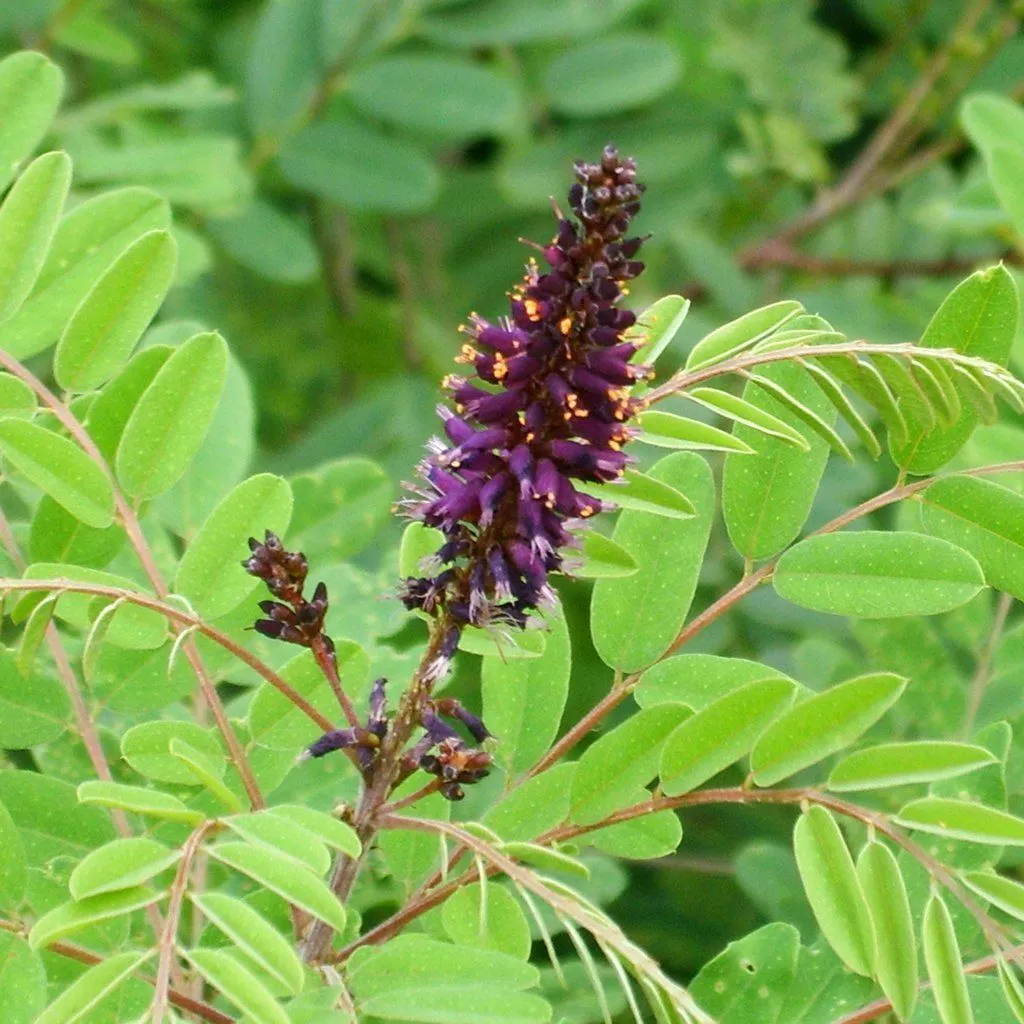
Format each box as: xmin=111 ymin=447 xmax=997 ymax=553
xmin=5 ymin=0 xmax=1024 ymax=985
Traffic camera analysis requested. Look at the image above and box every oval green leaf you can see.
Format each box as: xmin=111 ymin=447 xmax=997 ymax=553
xmin=793 ymin=806 xmax=875 ymax=977
xmin=0 ymin=419 xmax=114 ymax=528
xmin=923 ymin=893 xmax=974 ymax=1024
xmin=751 ymin=672 xmax=907 ymax=787
xmin=896 ymin=797 xmax=1024 ymax=845
xmin=591 ymin=451 xmax=714 ymax=672
xmin=636 ymin=410 xmax=755 ymax=454
xmin=69 ymin=837 xmax=180 ymax=900
xmin=572 ymin=530 xmax=638 ymax=578
xmin=77 ymin=780 xmax=205 ymax=825
xmin=578 ymin=466 xmax=696 ymax=519
xmin=857 ymin=841 xmax=917 ymax=1021
xmin=121 ymin=720 xmax=224 ymax=786
xmin=627 ymin=294 xmax=689 ymax=367
xmin=265 ymin=805 xmax=360 ymax=858
xmin=570 ymin=704 xmax=691 ymax=825
xmin=185 ymin=948 xmax=289 ymax=1024
xmin=685 ymin=300 xmax=803 ymax=370
xmin=116 ymin=330 xmax=228 ymax=499
xmin=723 ymin=362 xmax=835 ymax=559
xmin=660 ymin=678 xmax=795 ymax=796
xmin=962 ymin=871 xmax=1024 ymax=924
xmin=224 ymin=812 xmax=331 ymax=875
xmin=686 ymin=386 xmax=810 ymax=449
xmin=192 ymin=891 xmax=304 ymax=996
xmin=28 ymin=886 xmax=161 ymax=949
xmin=0 ymin=52 xmax=63 ymax=194
xmin=208 ymin=841 xmax=346 ymax=932
xmin=34 ymin=951 xmax=151 ymax=1024
xmin=173 ymin=472 xmax=292 ymax=619
xmin=774 ymin=531 xmax=986 ymax=618
xmin=828 ymin=741 xmax=997 ymax=792
xmin=54 ymin=229 xmax=177 ymax=392
xmin=0 ymin=151 xmax=71 ymax=323
xmin=921 ymin=475 xmax=1024 ymax=601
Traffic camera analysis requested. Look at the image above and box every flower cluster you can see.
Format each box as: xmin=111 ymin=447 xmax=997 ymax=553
xmin=243 ymin=531 xmax=333 ymax=655
xmin=400 ymin=145 xmax=648 ymax=631
xmin=302 ymin=677 xmax=389 ymax=769
xmin=403 ymin=699 xmax=493 ymax=801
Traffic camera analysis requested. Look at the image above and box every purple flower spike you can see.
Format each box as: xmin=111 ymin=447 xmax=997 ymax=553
xmin=401 ymin=145 xmax=648 ymax=630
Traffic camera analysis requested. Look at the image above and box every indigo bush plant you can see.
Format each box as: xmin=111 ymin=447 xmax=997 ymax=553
xmin=7 ymin=38 xmax=1024 ymax=1024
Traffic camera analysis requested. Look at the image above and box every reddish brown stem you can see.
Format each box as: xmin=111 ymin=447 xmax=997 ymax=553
xmin=0 ymin=920 xmax=234 ymax=1024
xmin=312 ymin=636 xmax=360 ymax=728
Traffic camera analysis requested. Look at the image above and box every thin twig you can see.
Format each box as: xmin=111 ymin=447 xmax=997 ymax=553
xmin=312 ymin=636 xmax=360 ymax=728
xmin=150 ymin=822 xmax=216 ymax=1024
xmin=0 ymin=920 xmax=234 ymax=1024
xmin=0 ymin=578 xmax=336 ymax=733
xmin=964 ymin=591 xmax=1014 ymax=737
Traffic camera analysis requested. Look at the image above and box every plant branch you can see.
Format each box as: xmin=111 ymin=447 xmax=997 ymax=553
xmin=964 ymin=591 xmax=1014 ymax=737
xmin=0 ymin=349 xmax=265 ymax=809
xmin=312 ymin=635 xmax=360 ymax=728
xmin=832 ymin=942 xmax=1024 ymax=1024
xmin=0 ymin=919 xmax=234 ymax=1024
xmin=0 ymin=578 xmax=337 ymax=733
xmin=150 ymin=821 xmax=216 ymax=1024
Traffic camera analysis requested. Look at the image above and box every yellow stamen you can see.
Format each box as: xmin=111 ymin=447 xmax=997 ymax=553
xmin=523 ymin=298 xmax=542 ymax=321
xmin=559 ymin=316 xmax=573 ymax=335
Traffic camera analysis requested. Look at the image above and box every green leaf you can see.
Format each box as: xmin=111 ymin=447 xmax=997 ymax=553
xmin=348 ymin=55 xmax=520 ymax=138
xmin=53 ymin=229 xmax=176 ymax=393
xmin=347 ymin=934 xmax=545 ymax=1024
xmin=892 ymin=265 xmax=1018 ymax=474
xmin=962 ymin=871 xmax=1024 ymax=924
xmin=499 ymin=841 xmax=591 ymax=878
xmin=28 ymin=495 xmax=122 ymax=568
xmin=542 ymin=34 xmax=681 ymax=116
xmin=0 ymin=419 xmax=114 ymax=528
xmin=28 ymin=886 xmax=161 ymax=949
xmin=244 ymin=0 xmax=320 ymax=139
xmin=774 ymin=531 xmax=986 ymax=618
xmin=121 ymin=720 xmax=224 ymax=785
xmin=483 ymin=763 xmax=576 ymax=842
xmin=690 ymin=923 xmax=800 ymax=1024
xmin=660 ymin=678 xmax=795 ymax=795
xmin=192 ymin=891 xmax=304 ymax=996
xmin=208 ymin=841 xmax=346 ymax=931
xmin=0 ymin=647 xmax=70 ymax=746
xmin=279 ymin=117 xmax=439 ymax=214
xmin=34 ymin=951 xmax=151 ymax=1024
xmin=0 ymin=186 xmax=170 ymax=359
xmin=185 ymin=948 xmax=290 ymax=1024
xmin=857 ymin=841 xmax=917 ymax=1020
xmin=578 ymin=466 xmax=696 ymax=519
xmin=224 ymin=812 xmax=331 ymax=875
xmin=685 ymin=386 xmax=810 ymax=449
xmin=636 ymin=410 xmax=755 ymax=454
xmin=570 ymin=704 xmax=691 ymax=824
xmin=920 ymin=476 xmax=1024 ymax=601
xmin=248 ymin=642 xmax=369 ymax=749
xmin=895 ymin=797 xmax=1024 ymax=845
xmin=923 ymin=893 xmax=974 ymax=1024
xmin=442 ymin=882 xmax=533 ymax=960
xmin=69 ymin=837 xmax=180 ymax=900
xmin=288 ymin=457 xmax=392 ymax=563
xmin=722 ymin=362 xmax=835 ymax=559
xmin=0 ymin=798 xmax=26 ymax=908
xmin=685 ymin=300 xmax=803 ymax=370
xmin=587 ymin=800 xmax=683 ymax=859
xmin=635 ymin=653 xmax=802 ymax=710
xmin=0 ymin=931 xmax=45 ymax=1024
xmin=170 ymin=738 xmax=241 ymax=812
xmin=793 ymin=806 xmax=875 ymax=976
xmin=265 ymin=805 xmax=360 ymax=858
xmin=571 ymin=531 xmax=638 ymax=578
xmin=77 ymin=780 xmax=205 ymax=825
xmin=173 ymin=473 xmax=292 ymax=619
xmin=751 ymin=672 xmax=907 ymax=786
xmin=828 ymin=742 xmax=998 ymax=792
xmin=801 ymin=359 xmax=882 ymax=458
xmin=627 ymin=294 xmax=689 ymax=367
xmin=0 ymin=374 xmax=35 ymax=419
xmin=206 ymin=199 xmax=318 ymax=283
xmin=482 ymin=601 xmax=571 ymax=776
xmin=0 ymin=52 xmax=63 ymax=194
xmin=962 ymin=94 xmax=1024 ymax=241
xmin=591 ymin=451 xmax=714 ymax=672
xmin=116 ymin=330 xmax=228 ymax=499
xmin=0 ymin=151 xmax=70 ymax=323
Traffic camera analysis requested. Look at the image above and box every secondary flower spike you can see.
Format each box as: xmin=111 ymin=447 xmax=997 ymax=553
xmin=400 ymin=145 xmax=648 ymax=630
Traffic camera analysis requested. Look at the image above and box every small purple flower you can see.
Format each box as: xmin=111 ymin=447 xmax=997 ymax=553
xmin=401 ymin=145 xmax=649 ymax=630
